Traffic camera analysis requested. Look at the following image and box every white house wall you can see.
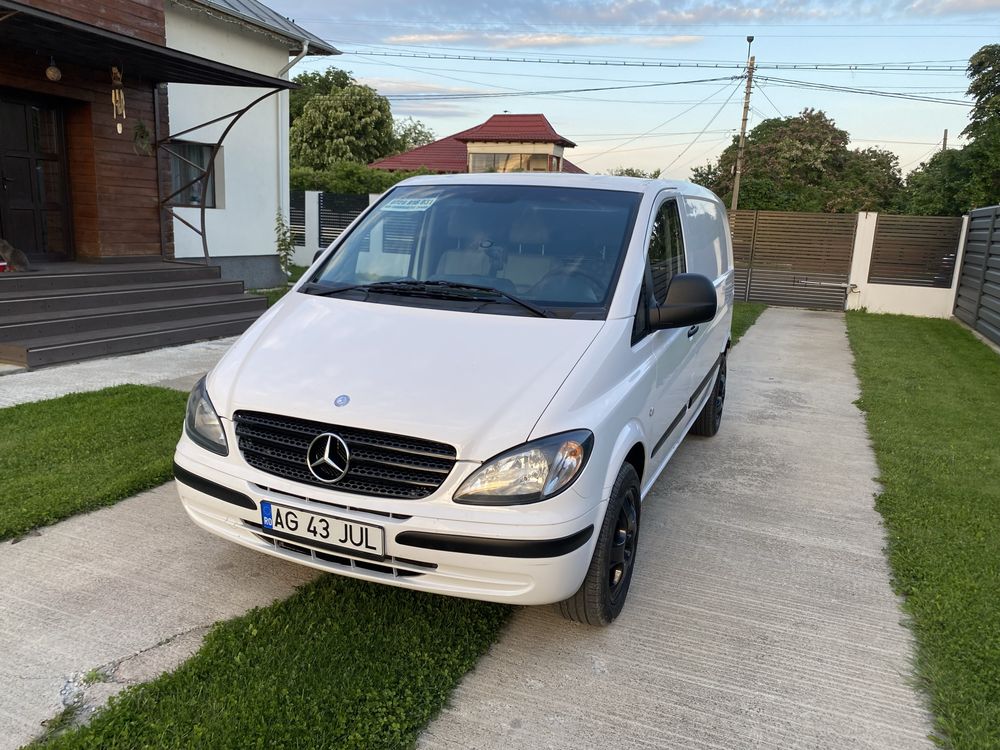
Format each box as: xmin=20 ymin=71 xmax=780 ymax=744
xmin=165 ymin=2 xmax=291 ymax=287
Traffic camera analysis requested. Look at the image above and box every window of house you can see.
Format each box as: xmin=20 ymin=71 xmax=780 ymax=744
xmin=167 ymin=142 xmax=217 ymax=207
xmin=648 ymin=200 xmax=686 ymax=303
xmin=469 ymin=153 xmax=551 ymax=173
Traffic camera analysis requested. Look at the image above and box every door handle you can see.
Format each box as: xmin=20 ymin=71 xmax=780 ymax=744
xmin=687 ymin=325 xmax=699 ymax=338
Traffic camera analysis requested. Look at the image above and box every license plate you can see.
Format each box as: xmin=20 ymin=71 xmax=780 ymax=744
xmin=260 ymin=501 xmax=385 ymax=559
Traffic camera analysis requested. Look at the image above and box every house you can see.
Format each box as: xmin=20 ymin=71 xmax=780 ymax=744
xmin=0 ymin=0 xmax=334 ymax=367
xmin=164 ymin=0 xmax=337 ymax=287
xmin=370 ymin=114 xmax=587 ymax=175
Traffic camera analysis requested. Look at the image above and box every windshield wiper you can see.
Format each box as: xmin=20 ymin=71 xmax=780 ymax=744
xmin=303 ymin=279 xmax=554 ymax=318
xmin=380 ymin=280 xmax=554 ymax=318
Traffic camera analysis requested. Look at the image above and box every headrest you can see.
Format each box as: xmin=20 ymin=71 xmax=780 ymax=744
xmin=509 ymin=208 xmax=549 ymax=245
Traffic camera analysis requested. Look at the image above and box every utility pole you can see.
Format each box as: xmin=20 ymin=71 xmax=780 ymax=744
xmin=731 ymin=36 xmax=755 ymax=212
xmin=942 ymin=128 xmax=948 ymax=151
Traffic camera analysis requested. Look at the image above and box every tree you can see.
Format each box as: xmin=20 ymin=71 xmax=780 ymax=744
xmin=290 ymin=163 xmax=432 ymax=194
xmin=391 ymin=117 xmax=436 ymax=154
xmin=289 ymin=68 xmax=355 ymax=125
xmin=691 ymin=109 xmax=902 ymax=212
xmin=899 ymin=44 xmax=1000 ymax=214
xmin=964 ymin=44 xmax=1000 ymax=140
xmin=290 ymin=85 xmax=395 ymax=169
xmin=901 ymin=149 xmax=977 ymax=215
xmin=606 ymin=166 xmax=663 ymax=178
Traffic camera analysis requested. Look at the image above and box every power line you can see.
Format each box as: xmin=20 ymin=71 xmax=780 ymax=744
xmin=575 ymin=80 xmax=741 ymax=164
xmin=340 ymin=48 xmax=967 ymax=72
xmin=900 ymin=141 xmax=944 ymax=171
xmin=663 ymin=82 xmax=743 ymax=172
xmin=756 ymin=75 xmax=972 ymax=106
xmin=755 ymin=80 xmax=786 ymax=118
xmin=382 ymin=75 xmax=738 ymax=101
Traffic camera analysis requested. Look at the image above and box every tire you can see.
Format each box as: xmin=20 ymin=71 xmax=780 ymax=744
xmin=691 ymin=354 xmax=727 ymax=437
xmin=559 ymin=462 xmax=641 ymax=626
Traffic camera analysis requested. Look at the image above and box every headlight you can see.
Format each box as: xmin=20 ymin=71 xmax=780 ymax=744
xmin=185 ymin=376 xmax=228 ymax=456
xmin=454 ymin=430 xmax=593 ymax=506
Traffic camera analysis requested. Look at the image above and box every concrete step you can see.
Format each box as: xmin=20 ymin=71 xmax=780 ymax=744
xmin=0 ymin=263 xmax=220 ymax=294
xmin=0 ymin=312 xmax=263 ymax=369
xmin=0 ymin=295 xmax=268 ymax=342
xmin=0 ymin=279 xmax=247 ymax=317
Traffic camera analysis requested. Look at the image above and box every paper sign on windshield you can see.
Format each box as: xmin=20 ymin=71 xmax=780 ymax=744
xmin=382 ymin=198 xmax=436 ymax=212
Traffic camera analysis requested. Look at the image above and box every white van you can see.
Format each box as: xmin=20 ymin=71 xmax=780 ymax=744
xmin=174 ymin=174 xmax=734 ymax=625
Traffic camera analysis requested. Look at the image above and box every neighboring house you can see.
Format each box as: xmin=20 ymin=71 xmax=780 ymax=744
xmin=0 ymin=0 xmax=334 ymax=286
xmin=0 ymin=1 xmax=333 ymax=367
xmin=164 ymin=0 xmax=336 ymax=286
xmin=370 ymin=114 xmax=588 ymax=175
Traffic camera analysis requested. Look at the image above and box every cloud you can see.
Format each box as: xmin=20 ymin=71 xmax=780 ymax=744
xmin=277 ymin=0 xmax=999 ymax=47
xmin=384 ymin=31 xmax=703 ymax=49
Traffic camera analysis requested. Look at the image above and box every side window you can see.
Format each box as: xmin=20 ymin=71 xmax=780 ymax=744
xmin=681 ymin=197 xmax=726 ymax=279
xmin=648 ymin=200 xmax=685 ymax=303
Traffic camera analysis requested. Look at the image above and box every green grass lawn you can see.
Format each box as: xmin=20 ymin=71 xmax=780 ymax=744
xmin=846 ymin=312 xmax=1000 ymax=749
xmin=253 ymin=264 xmax=307 ymax=307
xmin=37 ymin=577 xmax=508 ymax=749
xmin=0 ymin=385 xmax=187 ymax=541
xmin=732 ymin=301 xmax=767 ymax=344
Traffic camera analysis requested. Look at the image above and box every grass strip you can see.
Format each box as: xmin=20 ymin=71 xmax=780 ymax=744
xmin=732 ymin=301 xmax=767 ymax=344
xmin=846 ymin=312 xmax=1000 ymax=749
xmin=36 ymin=576 xmax=509 ymax=749
xmin=0 ymin=384 xmax=187 ymax=541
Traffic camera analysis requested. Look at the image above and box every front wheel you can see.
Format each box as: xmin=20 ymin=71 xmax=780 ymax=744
xmin=559 ymin=462 xmax=641 ymax=626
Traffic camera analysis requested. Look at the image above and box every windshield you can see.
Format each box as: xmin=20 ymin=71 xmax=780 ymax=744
xmin=309 ymin=184 xmax=642 ymax=318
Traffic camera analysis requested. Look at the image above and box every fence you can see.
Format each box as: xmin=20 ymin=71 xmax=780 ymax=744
xmin=730 ymin=211 xmax=857 ymax=310
xmin=289 ymin=190 xmax=376 ymax=266
xmin=869 ymin=215 xmax=963 ymax=287
xmin=287 ymin=191 xmax=972 ymax=319
xmin=953 ymin=205 xmax=1000 ymax=346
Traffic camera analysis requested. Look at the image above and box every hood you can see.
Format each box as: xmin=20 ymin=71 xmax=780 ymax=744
xmin=209 ymin=292 xmax=604 ymax=460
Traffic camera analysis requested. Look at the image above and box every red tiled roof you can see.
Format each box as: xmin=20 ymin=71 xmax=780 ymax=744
xmin=454 ymin=114 xmax=576 ymax=147
xmin=369 ymin=130 xmax=473 ymax=173
xmin=369 ymin=114 xmax=585 ymax=174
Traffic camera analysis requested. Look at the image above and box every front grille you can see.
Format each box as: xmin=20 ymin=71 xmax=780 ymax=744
xmin=234 ymin=410 xmax=457 ymax=500
xmin=244 ymin=520 xmax=434 ymax=578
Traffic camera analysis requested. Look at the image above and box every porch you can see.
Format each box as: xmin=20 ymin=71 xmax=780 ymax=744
xmin=0 ymin=259 xmax=266 ymax=368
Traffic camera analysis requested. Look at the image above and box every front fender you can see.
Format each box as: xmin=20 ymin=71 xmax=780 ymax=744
xmin=602 ymin=418 xmax=647 ymax=499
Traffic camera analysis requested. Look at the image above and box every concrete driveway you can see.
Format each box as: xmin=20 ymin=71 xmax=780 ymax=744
xmin=0 ymin=485 xmax=316 ymax=749
xmin=419 ymin=308 xmax=933 ymax=749
xmin=0 ymin=308 xmax=932 ymax=748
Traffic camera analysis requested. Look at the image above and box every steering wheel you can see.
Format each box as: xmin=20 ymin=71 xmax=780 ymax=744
xmin=530 ymin=269 xmax=605 ymax=303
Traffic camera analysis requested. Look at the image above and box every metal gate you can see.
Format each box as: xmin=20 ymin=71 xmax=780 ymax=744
xmin=730 ymin=210 xmax=857 ymax=310
xmin=954 ymin=205 xmax=1000 ymax=346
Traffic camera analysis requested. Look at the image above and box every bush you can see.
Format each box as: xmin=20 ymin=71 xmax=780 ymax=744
xmin=290 ymin=163 xmax=433 ymax=195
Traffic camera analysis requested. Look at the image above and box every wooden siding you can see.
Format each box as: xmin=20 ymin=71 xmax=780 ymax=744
xmin=0 ymin=45 xmax=170 ymax=260
xmin=25 ymin=0 xmax=166 ymax=45
xmin=869 ymin=215 xmax=963 ymax=288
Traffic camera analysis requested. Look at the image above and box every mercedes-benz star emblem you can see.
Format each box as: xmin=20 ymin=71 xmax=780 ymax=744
xmin=306 ymin=433 xmax=350 ymax=483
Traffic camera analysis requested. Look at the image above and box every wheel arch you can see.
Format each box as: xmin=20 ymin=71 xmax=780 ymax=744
xmin=602 ymin=419 xmax=647 ymax=499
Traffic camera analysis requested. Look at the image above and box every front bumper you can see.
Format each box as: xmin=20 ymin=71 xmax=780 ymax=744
xmin=173 ymin=452 xmax=606 ymax=606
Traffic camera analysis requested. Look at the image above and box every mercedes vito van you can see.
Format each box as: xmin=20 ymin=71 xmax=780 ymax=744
xmin=174 ymin=174 xmax=734 ymax=625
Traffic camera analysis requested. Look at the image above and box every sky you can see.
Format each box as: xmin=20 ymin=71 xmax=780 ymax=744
xmin=271 ymin=0 xmax=1000 ymax=177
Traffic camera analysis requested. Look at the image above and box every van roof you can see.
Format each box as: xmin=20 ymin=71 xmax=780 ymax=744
xmin=396 ymin=173 xmax=723 ymax=202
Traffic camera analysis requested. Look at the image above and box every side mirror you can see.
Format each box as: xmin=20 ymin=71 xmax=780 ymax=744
xmin=649 ymin=273 xmax=718 ymax=330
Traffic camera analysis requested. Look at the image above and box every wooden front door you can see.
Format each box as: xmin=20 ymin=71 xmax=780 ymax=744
xmin=0 ymin=94 xmax=72 ymax=261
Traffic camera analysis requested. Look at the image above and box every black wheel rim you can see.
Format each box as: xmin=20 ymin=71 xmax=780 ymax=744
xmin=608 ymin=486 xmax=639 ymax=604
xmin=712 ymin=360 xmax=727 ymax=429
